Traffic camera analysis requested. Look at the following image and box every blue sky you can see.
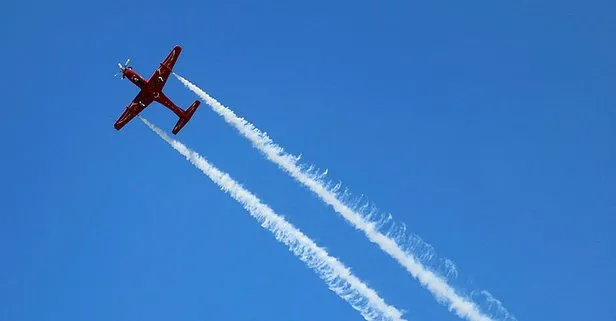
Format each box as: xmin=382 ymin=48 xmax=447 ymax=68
xmin=2 ymin=1 xmax=614 ymax=321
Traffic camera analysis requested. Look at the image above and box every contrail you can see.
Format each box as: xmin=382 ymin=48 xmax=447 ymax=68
xmin=173 ymin=73 xmax=516 ymax=321
xmin=140 ymin=117 xmax=407 ymax=321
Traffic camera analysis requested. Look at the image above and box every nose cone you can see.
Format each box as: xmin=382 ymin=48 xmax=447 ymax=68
xmin=122 ymin=68 xmax=135 ymax=79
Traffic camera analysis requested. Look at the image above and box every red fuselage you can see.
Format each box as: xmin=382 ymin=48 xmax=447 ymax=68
xmin=123 ymin=68 xmax=147 ymax=89
xmin=122 ymin=68 xmax=158 ymax=99
xmin=121 ymin=67 xmax=185 ymax=118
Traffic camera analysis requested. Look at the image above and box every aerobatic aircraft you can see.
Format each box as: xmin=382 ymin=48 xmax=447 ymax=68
xmin=113 ymin=45 xmax=200 ymax=134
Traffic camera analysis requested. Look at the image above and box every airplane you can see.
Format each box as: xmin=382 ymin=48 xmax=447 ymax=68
xmin=113 ymin=45 xmax=200 ymax=134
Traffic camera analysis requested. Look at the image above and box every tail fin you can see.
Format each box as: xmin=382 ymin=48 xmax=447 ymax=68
xmin=172 ymin=100 xmax=200 ymax=134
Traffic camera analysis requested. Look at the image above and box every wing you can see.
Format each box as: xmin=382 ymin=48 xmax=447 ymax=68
xmin=114 ymin=91 xmax=154 ymax=131
xmin=148 ymin=45 xmax=182 ymax=92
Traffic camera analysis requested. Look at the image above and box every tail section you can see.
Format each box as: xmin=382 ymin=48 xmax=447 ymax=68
xmin=172 ymin=100 xmax=200 ymax=134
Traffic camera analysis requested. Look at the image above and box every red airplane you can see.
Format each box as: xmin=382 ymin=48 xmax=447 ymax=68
xmin=114 ymin=45 xmax=200 ymax=134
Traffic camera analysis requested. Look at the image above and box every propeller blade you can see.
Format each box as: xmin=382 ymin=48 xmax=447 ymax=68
xmin=116 ymin=58 xmax=130 ymax=79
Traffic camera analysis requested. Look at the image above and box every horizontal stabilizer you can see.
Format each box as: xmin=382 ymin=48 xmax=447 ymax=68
xmin=172 ymin=100 xmax=200 ymax=134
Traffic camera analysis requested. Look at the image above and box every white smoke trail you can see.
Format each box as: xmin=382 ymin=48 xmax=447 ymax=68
xmin=173 ymin=73 xmax=516 ymax=321
xmin=140 ymin=117 xmax=406 ymax=321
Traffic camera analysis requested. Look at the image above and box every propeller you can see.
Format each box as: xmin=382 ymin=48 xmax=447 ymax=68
xmin=114 ymin=58 xmax=132 ymax=78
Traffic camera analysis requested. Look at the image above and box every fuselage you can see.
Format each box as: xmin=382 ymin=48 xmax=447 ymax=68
xmin=123 ymin=68 xmax=148 ymax=90
xmin=122 ymin=68 xmax=166 ymax=101
xmin=121 ymin=67 xmax=185 ymax=118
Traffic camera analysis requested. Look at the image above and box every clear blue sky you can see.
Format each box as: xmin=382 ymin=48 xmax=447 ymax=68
xmin=2 ymin=1 xmax=614 ymax=321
